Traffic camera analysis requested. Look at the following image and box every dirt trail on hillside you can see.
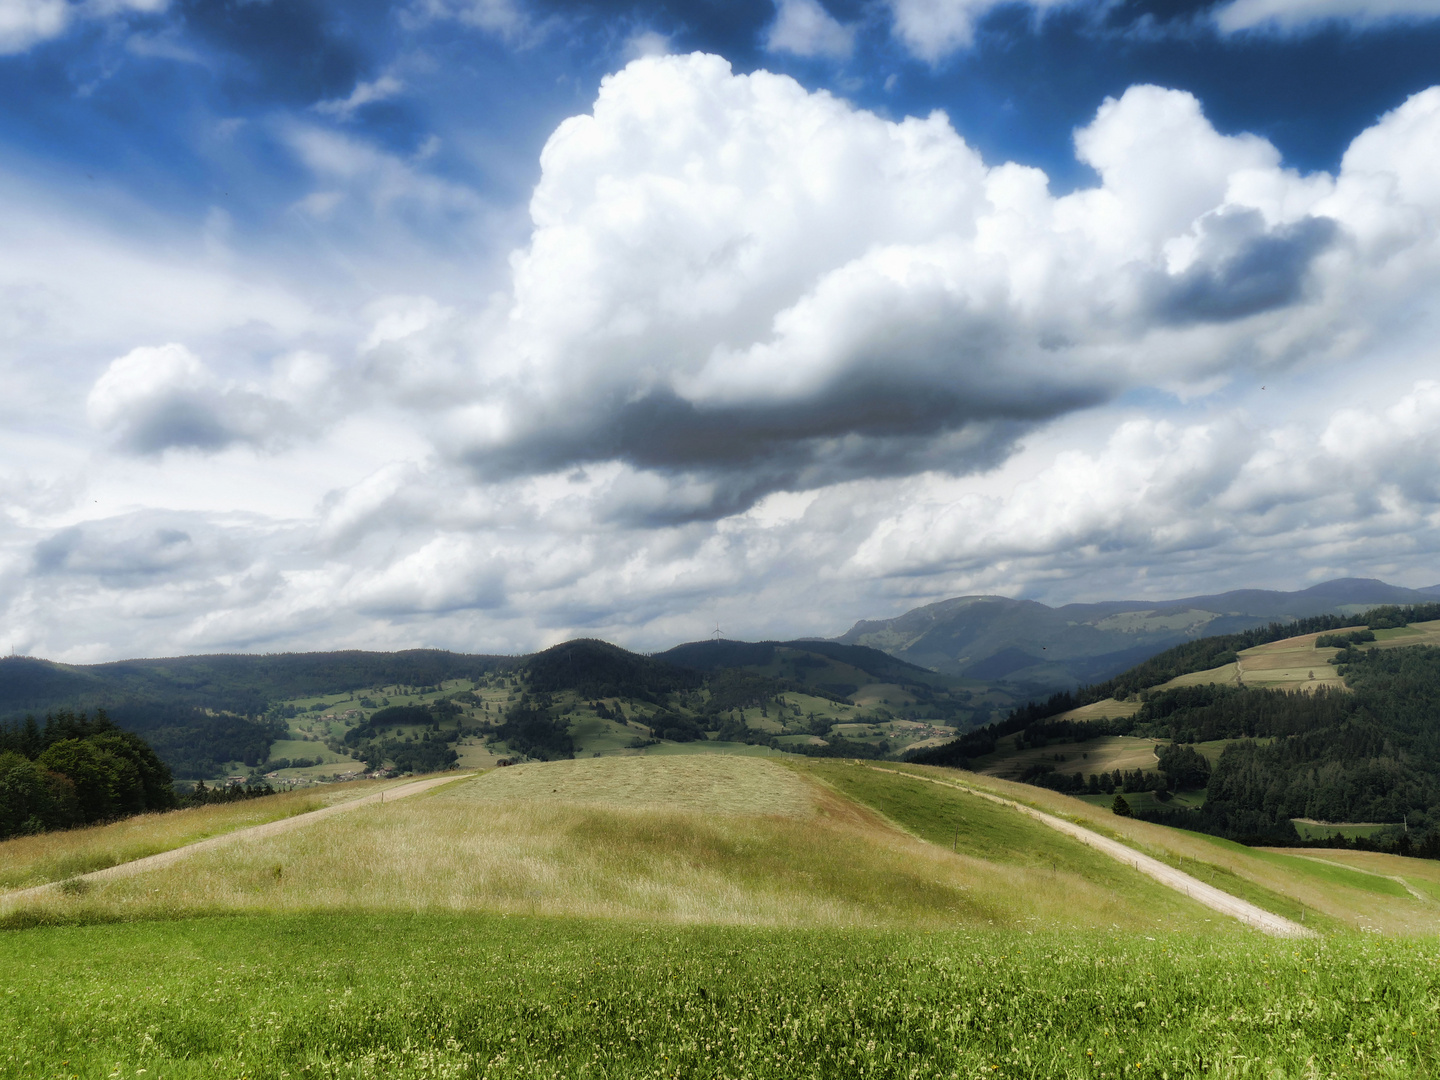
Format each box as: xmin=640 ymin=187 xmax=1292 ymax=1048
xmin=2 ymin=773 xmax=471 ymax=904
xmin=868 ymin=766 xmax=1315 ymax=939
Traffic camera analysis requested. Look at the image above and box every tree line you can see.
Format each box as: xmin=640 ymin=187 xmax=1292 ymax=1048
xmin=0 ymin=710 xmax=176 ymax=839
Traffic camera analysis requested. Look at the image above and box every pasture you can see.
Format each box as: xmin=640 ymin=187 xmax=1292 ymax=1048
xmin=0 ymin=782 xmax=397 ymax=891
xmin=5 ymin=755 xmax=1440 ymax=1078
xmin=1 ymin=759 xmax=1215 ymax=934
xmin=972 ymin=733 xmax=1161 ymax=781
xmin=4 ymin=912 xmax=1439 ymax=1080
xmin=889 ymin=764 xmax=1440 ymax=935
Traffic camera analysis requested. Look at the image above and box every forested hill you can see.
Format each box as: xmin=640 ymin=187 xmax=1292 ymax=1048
xmin=0 ymin=650 xmax=509 ymax=780
xmin=0 ymin=650 xmax=507 ymax=718
xmin=909 ymin=603 xmax=1440 ymax=854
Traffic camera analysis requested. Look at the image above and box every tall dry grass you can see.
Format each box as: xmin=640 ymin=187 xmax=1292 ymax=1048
xmin=453 ymin=753 xmax=813 ymax=815
xmin=0 ymin=781 xmax=397 ymax=892
xmin=2 ymin=764 xmax=1217 ymax=933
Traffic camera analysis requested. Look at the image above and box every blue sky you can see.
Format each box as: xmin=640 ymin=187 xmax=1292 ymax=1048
xmin=2 ymin=0 xmax=1439 ymax=660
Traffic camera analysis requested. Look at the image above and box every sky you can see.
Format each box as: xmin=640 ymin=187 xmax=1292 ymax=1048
xmin=2 ymin=0 xmax=1439 ymax=662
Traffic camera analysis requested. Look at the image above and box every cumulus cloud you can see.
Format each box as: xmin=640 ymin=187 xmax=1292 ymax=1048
xmin=850 ymin=380 xmax=1440 ymax=593
xmin=1213 ymin=0 xmax=1440 ymax=34
xmin=86 ymin=343 xmax=323 ymax=455
xmin=425 ymin=57 xmax=1440 ymax=521
xmin=9 ymin=56 xmax=1440 ymax=661
xmin=765 ymin=0 xmax=856 ymax=59
xmin=13 ymin=376 xmax=1440 ymax=661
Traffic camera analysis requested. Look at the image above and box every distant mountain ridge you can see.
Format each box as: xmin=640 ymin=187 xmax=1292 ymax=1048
xmin=836 ymin=578 xmax=1440 ymax=690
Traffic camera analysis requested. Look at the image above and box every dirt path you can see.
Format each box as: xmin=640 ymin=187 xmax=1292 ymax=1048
xmin=2 ymin=773 xmax=472 ymax=905
xmin=868 ymin=766 xmax=1315 ymax=938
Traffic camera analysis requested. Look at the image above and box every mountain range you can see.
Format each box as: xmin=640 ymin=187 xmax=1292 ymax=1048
xmin=835 ymin=578 xmax=1440 ymax=690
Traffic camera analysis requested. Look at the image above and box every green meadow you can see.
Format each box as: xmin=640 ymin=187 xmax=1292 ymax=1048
xmin=4 ymin=756 xmax=1440 ymax=1079
xmin=4 ymin=914 xmax=1438 ymax=1080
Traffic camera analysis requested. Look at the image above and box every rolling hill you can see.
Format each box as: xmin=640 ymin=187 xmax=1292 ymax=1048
xmin=6 ymin=728 xmax=1440 ymax=1077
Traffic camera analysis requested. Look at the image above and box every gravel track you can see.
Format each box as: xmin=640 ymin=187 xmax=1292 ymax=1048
xmin=868 ymin=766 xmax=1316 ymax=938
xmin=2 ymin=773 xmax=472 ymax=905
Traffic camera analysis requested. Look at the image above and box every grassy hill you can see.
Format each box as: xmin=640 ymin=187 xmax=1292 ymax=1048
xmin=4 ymin=755 xmax=1439 ymax=1077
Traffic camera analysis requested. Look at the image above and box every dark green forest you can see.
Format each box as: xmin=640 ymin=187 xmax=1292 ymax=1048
xmin=0 ymin=710 xmax=176 ymax=839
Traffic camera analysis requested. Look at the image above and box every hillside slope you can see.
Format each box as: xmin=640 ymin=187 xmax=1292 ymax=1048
xmin=910 ymin=608 xmax=1440 ymax=855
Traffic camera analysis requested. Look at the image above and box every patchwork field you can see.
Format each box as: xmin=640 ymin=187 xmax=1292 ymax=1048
xmin=1236 ymin=632 xmax=1350 ymax=691
xmin=1050 ymin=627 xmax=1368 ymax=724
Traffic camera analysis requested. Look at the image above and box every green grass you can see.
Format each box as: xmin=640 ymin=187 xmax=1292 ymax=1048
xmin=798 ymin=762 xmax=1213 ymax=928
xmin=1292 ymin=819 xmax=1395 ymax=841
xmin=3 ymin=912 xmax=1438 ymax=1079
xmin=1191 ymin=837 xmax=1414 ymax=900
xmin=874 ymin=765 xmax=1357 ymax=932
xmin=0 ymin=790 xmax=336 ymax=891
xmin=638 ymin=740 xmax=788 ymax=758
xmin=1074 ymin=789 xmax=1206 ymax=813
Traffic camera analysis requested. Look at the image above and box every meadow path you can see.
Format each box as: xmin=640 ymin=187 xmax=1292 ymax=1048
xmin=2 ymin=773 xmax=471 ymax=904
xmin=867 ymin=766 xmax=1316 ymax=939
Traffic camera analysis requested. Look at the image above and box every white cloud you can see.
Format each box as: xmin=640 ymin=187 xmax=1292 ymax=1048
xmin=430 ymin=58 xmax=1440 ymax=523
xmin=403 ymin=0 xmax=542 ymax=45
xmin=0 ymin=0 xmax=166 ymax=55
xmin=283 ymin=123 xmax=485 ymax=222
xmin=86 ymin=344 xmax=311 ymax=455
xmin=849 ymin=380 xmax=1440 ymax=597
xmin=884 ymin=0 xmax=1084 ymax=61
xmin=315 ymin=75 xmax=406 ymax=121
xmin=1214 ymin=0 xmax=1440 ymax=34
xmin=624 ymin=29 xmax=671 ymax=60
xmin=7 ymin=55 xmax=1440 ymax=661
xmin=0 ymin=0 xmax=68 ymax=54
xmin=765 ymin=0 xmax=856 ymax=59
